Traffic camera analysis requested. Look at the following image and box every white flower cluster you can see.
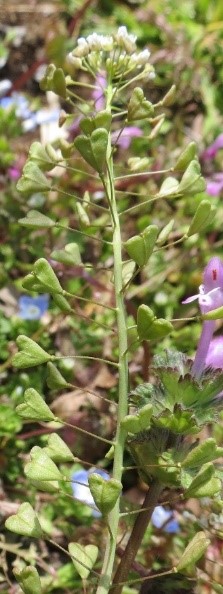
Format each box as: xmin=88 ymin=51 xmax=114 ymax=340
xmin=114 ymin=26 xmax=137 ymax=53
xmin=67 ymin=26 xmax=153 ymax=79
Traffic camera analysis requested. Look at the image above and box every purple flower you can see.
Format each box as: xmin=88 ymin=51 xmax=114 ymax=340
xmin=92 ymin=71 xmax=106 ymax=112
xmin=202 ymin=134 xmax=223 ymax=160
xmin=71 ymin=468 xmax=109 ymax=517
xmin=18 ymin=294 xmax=49 ymax=320
xmin=112 ymin=126 xmax=142 ymax=150
xmin=206 ymin=173 xmax=223 ymax=197
xmin=205 ymin=337 xmax=223 ymax=369
xmin=8 ymin=166 xmax=21 ymax=180
xmin=151 ymin=505 xmax=179 ymax=533
xmin=183 ymin=257 xmax=223 ymax=378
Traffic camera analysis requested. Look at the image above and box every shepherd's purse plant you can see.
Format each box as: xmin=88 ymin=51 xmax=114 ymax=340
xmin=5 ymin=27 xmax=223 ymax=594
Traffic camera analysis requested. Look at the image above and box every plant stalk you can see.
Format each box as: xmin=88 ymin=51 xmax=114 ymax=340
xmin=96 ymin=87 xmax=129 ymax=594
xmin=111 ymin=480 xmax=163 ymax=594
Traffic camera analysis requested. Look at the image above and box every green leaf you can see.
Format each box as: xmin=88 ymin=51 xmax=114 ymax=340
xmin=46 ymin=362 xmax=70 ymax=390
xmin=43 ymin=433 xmax=74 ymax=463
xmin=160 ymin=84 xmax=176 ymax=107
xmin=5 ymin=502 xmax=43 ymax=538
xmin=88 ymin=474 xmax=122 ymax=516
xmin=76 ymin=202 xmax=90 ymax=227
xmin=28 ymin=141 xmax=61 ymax=171
xmin=153 ymin=407 xmax=198 ymax=435
xmin=178 ymin=160 xmax=206 ymax=195
xmin=137 ymin=307 xmax=173 ymax=341
xmin=121 ymin=404 xmax=153 ymax=434
xmin=184 ymin=463 xmax=221 ymax=498
xmin=176 ymin=531 xmax=210 ymax=572
xmin=124 ymin=226 xmax=158 ymax=267
xmin=145 ymin=318 xmax=173 ymax=340
xmin=187 ymin=200 xmax=215 ymax=236
xmin=33 ymin=258 xmax=63 ymax=293
xmin=68 ymin=543 xmax=98 ymax=580
xmin=13 ymin=335 xmax=53 ymax=368
xmin=201 ymin=305 xmax=223 ymax=321
xmin=25 ymin=446 xmax=63 ymax=483
xmin=16 ymin=388 xmax=55 ymax=422
xmin=52 ymin=67 xmax=67 ymax=98
xmin=74 ymin=128 xmax=108 ymax=173
xmin=156 ymin=219 xmax=174 ymax=246
xmin=182 ymin=438 xmax=223 ymax=469
xmin=13 ymin=566 xmax=42 ymax=594
xmin=158 ymin=177 xmax=179 ymax=197
xmin=51 ymin=243 xmax=82 ymax=266
xmin=127 ymin=87 xmax=154 ymax=121
xmin=17 ymin=162 xmax=51 ymax=195
xmin=124 ymin=235 xmax=145 ymax=267
xmin=19 ymin=209 xmax=55 ymax=228
xmin=137 ymin=305 xmax=155 ymax=340
xmin=40 ymin=64 xmax=66 ymax=98
xmin=80 ymin=111 xmax=112 ymax=134
xmin=174 ymin=142 xmax=197 ymax=171
xmin=52 ymin=293 xmax=72 ymax=312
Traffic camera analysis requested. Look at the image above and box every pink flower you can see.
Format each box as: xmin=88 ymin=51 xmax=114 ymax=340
xmin=206 ymin=337 xmax=223 ymax=369
xmin=183 ymin=257 xmax=223 ymax=378
xmin=206 ymin=173 xmax=223 ymax=197
xmin=112 ymin=126 xmax=142 ymax=149
xmin=202 ymin=134 xmax=223 ymax=160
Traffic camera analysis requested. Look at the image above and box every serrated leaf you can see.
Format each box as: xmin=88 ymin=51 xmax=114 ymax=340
xmin=43 ymin=433 xmax=74 ymax=463
xmin=16 ymin=388 xmax=55 ymax=422
xmin=25 ymin=446 xmax=63 ymax=483
xmin=88 ymin=474 xmax=122 ymax=516
xmin=19 ymin=210 xmax=55 ymax=228
xmin=13 ymin=566 xmax=42 ymax=594
xmin=176 ymin=531 xmax=210 ymax=572
xmin=68 ymin=543 xmax=98 ymax=580
xmin=13 ymin=335 xmax=53 ymax=368
xmin=5 ymin=502 xmax=43 ymax=538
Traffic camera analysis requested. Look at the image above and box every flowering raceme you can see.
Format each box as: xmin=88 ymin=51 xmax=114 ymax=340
xmin=183 ymin=257 xmax=223 ymax=378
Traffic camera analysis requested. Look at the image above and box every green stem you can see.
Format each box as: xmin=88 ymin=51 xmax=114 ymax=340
xmin=96 ymin=86 xmax=129 ymax=594
xmin=111 ymin=480 xmax=163 ymax=594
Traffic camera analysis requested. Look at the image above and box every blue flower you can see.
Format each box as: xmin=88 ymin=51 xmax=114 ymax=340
xmin=151 ymin=505 xmax=179 ymax=533
xmin=18 ymin=294 xmax=49 ymax=320
xmin=71 ymin=468 xmax=109 ymax=517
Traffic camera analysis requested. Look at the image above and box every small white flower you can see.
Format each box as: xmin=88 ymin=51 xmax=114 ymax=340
xmin=73 ymin=38 xmax=89 ymax=57
xmin=86 ymin=33 xmax=113 ymax=52
xmin=131 ymin=49 xmax=151 ymax=67
xmin=67 ymin=53 xmax=82 ymax=68
xmin=115 ymin=26 xmax=137 ymax=53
